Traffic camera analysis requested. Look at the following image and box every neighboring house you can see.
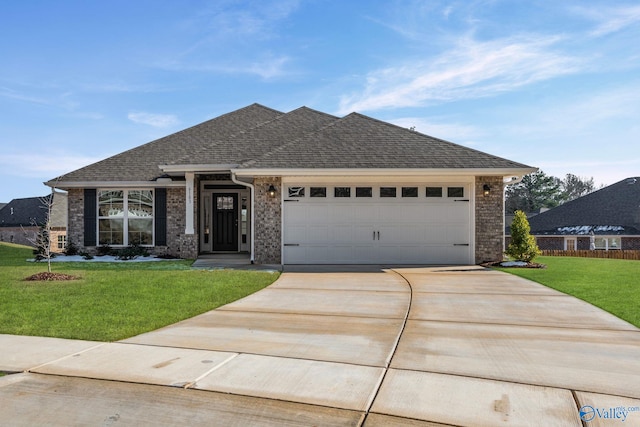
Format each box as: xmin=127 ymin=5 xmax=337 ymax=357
xmin=0 ymin=192 xmax=68 ymax=252
xmin=527 ymin=177 xmax=640 ymax=251
xmin=47 ymin=104 xmax=535 ymax=265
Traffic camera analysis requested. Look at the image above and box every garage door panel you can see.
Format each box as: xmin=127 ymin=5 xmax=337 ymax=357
xmin=282 ymin=184 xmax=472 ymax=264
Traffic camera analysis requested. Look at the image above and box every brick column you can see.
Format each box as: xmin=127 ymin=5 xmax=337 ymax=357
xmin=66 ymin=188 xmax=85 ymax=252
xmin=253 ymin=177 xmax=282 ymax=264
xmin=475 ymin=176 xmax=505 ymax=263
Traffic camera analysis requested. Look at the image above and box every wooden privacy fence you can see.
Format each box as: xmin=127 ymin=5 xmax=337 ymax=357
xmin=541 ymin=250 xmax=640 ymax=260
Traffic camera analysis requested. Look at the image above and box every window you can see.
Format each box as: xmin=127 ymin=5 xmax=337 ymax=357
xmin=288 ymin=187 xmax=305 ymax=198
xmin=356 ymin=187 xmax=372 ymax=197
xmin=380 ymin=187 xmax=397 ymax=198
xmin=402 ymin=187 xmax=418 ymax=197
xmin=447 ymin=187 xmax=464 ymax=198
xmin=310 ymin=187 xmax=326 ymax=197
xmin=98 ymin=190 xmax=153 ymax=246
xmin=334 ymin=187 xmax=351 ymax=197
xmin=426 ymin=187 xmax=443 ymax=198
xmin=594 ymin=237 xmax=620 ymax=250
xmin=57 ymin=235 xmax=66 ymax=250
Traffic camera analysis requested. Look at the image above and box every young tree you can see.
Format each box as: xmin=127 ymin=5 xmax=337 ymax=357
xmin=506 ymin=210 xmax=541 ymax=262
xmin=22 ymin=190 xmax=56 ymax=273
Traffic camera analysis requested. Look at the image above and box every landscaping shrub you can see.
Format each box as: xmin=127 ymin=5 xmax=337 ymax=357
xmin=506 ymin=210 xmax=541 ymax=262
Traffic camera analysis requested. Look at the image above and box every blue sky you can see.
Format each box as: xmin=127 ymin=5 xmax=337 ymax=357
xmin=1 ymin=0 xmax=639 ymax=201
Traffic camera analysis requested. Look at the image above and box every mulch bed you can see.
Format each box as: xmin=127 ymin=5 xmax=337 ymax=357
xmin=481 ymin=261 xmax=547 ymax=269
xmin=24 ymin=272 xmax=79 ymax=281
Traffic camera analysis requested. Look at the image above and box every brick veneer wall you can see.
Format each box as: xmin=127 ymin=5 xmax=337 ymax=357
xmin=66 ymin=187 xmax=198 ymax=259
xmin=254 ymin=177 xmax=282 ymax=264
xmin=67 ymin=188 xmax=84 ymax=250
xmin=475 ymin=176 xmax=505 ymax=263
xmin=623 ymin=237 xmax=640 ymax=249
xmin=159 ymin=187 xmax=198 ymax=259
xmin=535 ymin=236 xmax=564 ymax=250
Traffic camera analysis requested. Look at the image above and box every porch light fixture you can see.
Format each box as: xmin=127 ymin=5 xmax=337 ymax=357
xmin=268 ymin=184 xmax=277 ymax=198
xmin=483 ymin=184 xmax=491 ymax=197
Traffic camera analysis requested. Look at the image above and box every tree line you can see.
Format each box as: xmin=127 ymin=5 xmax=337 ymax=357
xmin=505 ymin=171 xmax=600 ymax=214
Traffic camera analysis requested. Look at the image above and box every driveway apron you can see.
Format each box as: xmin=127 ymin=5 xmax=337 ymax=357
xmin=1 ymin=266 xmax=639 ymax=426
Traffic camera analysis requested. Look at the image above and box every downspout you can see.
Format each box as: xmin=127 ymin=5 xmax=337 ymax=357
xmin=231 ymin=172 xmax=255 ymax=264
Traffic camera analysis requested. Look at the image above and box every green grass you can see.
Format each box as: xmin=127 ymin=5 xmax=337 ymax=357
xmin=495 ymin=256 xmax=640 ymax=328
xmin=0 ymin=242 xmax=279 ymax=341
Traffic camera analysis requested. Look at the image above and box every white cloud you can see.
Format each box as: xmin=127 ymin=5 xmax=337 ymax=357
xmin=128 ymin=112 xmax=179 ymax=128
xmin=338 ymin=35 xmax=582 ymax=114
xmin=160 ymin=54 xmax=291 ymax=80
xmin=574 ymin=5 xmax=640 ymax=37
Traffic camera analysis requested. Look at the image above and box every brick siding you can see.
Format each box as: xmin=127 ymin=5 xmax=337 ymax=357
xmin=475 ymin=176 xmax=505 ymax=263
xmin=253 ymin=177 xmax=282 ymax=264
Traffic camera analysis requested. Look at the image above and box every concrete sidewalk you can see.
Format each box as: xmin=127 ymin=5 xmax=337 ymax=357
xmin=1 ymin=266 xmax=639 ymax=426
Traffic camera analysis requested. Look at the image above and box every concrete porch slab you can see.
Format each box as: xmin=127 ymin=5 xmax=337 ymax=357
xmin=0 ymin=373 xmax=363 ymax=426
xmin=0 ymin=334 xmax=101 ymax=372
xmin=371 ymin=369 xmax=582 ymax=426
xmin=410 ymin=293 xmax=638 ymax=330
xmin=31 ymin=342 xmax=236 ymax=388
xmin=392 ymin=320 xmax=640 ymax=399
xmin=193 ymin=353 xmax=384 ymax=411
xmin=123 ymin=310 xmax=403 ymax=367
xmin=218 ymin=287 xmax=409 ymax=319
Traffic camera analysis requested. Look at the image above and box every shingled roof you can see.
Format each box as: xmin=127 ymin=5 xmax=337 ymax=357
xmin=49 ymin=103 xmax=533 ymax=186
xmin=529 ymin=177 xmax=640 ymax=235
xmin=51 ymin=104 xmax=283 ymax=183
xmin=0 ymin=195 xmax=51 ymax=227
xmin=240 ymin=112 xmax=531 ymax=170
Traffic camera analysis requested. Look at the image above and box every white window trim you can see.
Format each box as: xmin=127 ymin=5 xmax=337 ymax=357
xmin=97 ymin=189 xmax=155 ymax=247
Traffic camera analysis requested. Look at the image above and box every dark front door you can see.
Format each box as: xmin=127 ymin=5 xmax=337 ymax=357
xmin=213 ymin=193 xmax=238 ymax=251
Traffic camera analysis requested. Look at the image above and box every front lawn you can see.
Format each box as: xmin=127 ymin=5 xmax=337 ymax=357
xmin=0 ymin=242 xmax=279 ymax=341
xmin=496 ymin=256 xmax=640 ymax=328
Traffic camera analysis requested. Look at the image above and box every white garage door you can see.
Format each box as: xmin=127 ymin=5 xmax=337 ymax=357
xmin=282 ymin=184 xmax=473 ymax=264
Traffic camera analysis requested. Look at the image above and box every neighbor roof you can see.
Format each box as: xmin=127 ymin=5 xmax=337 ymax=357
xmin=0 ymin=195 xmax=51 ymax=227
xmin=49 ymin=103 xmax=534 ymax=186
xmin=528 ymin=177 xmax=640 ymax=235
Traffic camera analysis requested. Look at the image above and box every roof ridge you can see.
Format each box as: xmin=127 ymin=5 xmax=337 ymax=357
xmin=169 ymin=106 xmax=339 ymax=166
xmin=239 ymin=109 xmax=350 ymax=167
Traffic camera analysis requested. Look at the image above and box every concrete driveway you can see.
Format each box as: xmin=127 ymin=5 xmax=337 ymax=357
xmin=1 ymin=266 xmax=639 ymax=426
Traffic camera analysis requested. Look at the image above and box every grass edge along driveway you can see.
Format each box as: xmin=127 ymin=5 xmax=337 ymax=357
xmin=495 ymin=256 xmax=640 ymax=328
xmin=0 ymin=242 xmax=279 ymax=341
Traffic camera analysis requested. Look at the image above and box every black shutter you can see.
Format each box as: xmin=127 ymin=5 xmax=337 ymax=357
xmin=155 ymin=188 xmax=167 ymax=246
xmin=84 ymin=189 xmax=97 ymax=246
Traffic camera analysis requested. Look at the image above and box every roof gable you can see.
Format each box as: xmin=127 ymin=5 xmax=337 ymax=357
xmin=528 ymin=177 xmax=640 ymax=235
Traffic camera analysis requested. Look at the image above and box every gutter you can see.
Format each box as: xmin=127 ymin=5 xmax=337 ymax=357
xmin=230 ymin=172 xmax=255 ymax=264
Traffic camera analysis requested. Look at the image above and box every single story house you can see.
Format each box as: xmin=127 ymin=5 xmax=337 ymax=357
xmin=47 ymin=104 xmax=535 ymax=264
xmin=0 ymin=192 xmax=67 ymax=251
xmin=528 ymin=177 xmax=640 ymax=251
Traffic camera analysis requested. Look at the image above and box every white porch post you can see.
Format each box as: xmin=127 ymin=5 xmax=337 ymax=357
xmin=185 ymin=172 xmax=195 ymax=234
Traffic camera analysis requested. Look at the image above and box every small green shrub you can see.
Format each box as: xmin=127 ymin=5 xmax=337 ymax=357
xmin=116 ymin=244 xmax=149 ymax=260
xmin=506 ymin=210 xmax=541 ymax=262
xmin=64 ymin=239 xmax=79 ymax=256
